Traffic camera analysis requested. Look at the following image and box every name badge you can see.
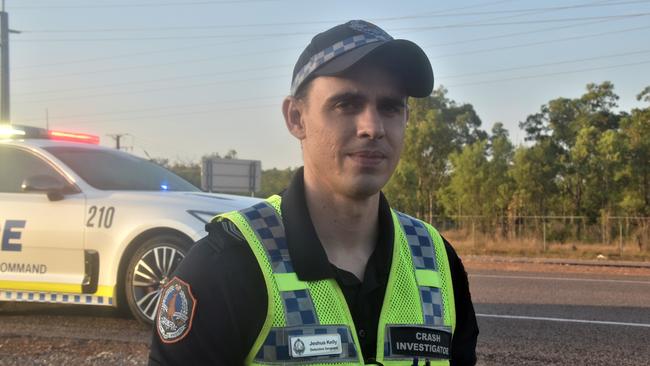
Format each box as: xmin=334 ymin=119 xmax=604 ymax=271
xmin=389 ymin=326 xmax=452 ymax=359
xmin=289 ymin=334 xmax=343 ymax=358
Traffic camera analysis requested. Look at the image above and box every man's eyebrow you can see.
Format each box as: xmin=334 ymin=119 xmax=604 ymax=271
xmin=378 ymin=95 xmax=407 ymax=105
xmin=325 ymin=91 xmax=367 ymax=105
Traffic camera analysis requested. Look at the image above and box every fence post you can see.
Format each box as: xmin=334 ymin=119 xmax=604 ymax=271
xmin=472 ymin=220 xmax=476 ymax=248
xmin=543 ymin=219 xmax=547 ymax=252
xmin=619 ymin=220 xmax=623 ymax=257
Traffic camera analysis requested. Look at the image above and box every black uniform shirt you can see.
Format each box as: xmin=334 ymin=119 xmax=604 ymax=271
xmin=149 ymin=169 xmax=478 ymax=365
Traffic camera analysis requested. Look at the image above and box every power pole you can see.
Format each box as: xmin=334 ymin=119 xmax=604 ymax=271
xmin=0 ymin=1 xmax=20 ymax=124
xmin=107 ymin=133 xmax=131 ymax=151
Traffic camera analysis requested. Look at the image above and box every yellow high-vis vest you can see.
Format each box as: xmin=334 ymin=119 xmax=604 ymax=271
xmin=216 ymin=195 xmax=456 ymax=365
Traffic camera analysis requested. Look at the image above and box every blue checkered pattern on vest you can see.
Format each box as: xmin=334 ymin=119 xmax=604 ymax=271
xmin=241 ymin=201 xmax=353 ymax=363
xmin=242 ymin=202 xmax=294 ymax=274
xmin=290 ymin=33 xmax=391 ymax=95
xmin=255 ymin=325 xmax=358 ymax=363
xmin=395 ymin=211 xmax=445 ymax=326
xmin=241 ymin=202 xmax=319 ymax=325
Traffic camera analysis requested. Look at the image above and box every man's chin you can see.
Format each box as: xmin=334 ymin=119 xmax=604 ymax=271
xmin=342 ymin=176 xmax=389 ymax=199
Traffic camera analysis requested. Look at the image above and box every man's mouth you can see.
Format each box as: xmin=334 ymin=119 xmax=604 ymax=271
xmin=348 ymin=151 xmax=387 ymax=166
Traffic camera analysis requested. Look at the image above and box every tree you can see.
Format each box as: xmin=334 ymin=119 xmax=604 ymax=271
xmin=259 ymin=167 xmax=296 ymax=197
xmin=438 ymin=140 xmax=489 ymax=225
xmin=384 ymin=87 xmax=486 ymax=222
xmin=618 ymin=86 xmax=650 ymax=215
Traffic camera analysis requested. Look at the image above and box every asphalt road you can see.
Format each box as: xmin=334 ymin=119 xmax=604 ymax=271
xmin=0 ymin=259 xmax=649 ymax=365
xmin=468 ymin=263 xmax=650 ymax=366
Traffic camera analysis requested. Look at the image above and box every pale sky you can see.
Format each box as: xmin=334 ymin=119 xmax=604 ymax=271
xmin=7 ymin=0 xmax=650 ymax=169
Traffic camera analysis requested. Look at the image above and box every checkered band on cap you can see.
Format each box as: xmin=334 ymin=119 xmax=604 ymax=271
xmin=290 ymin=32 xmax=391 ymax=95
xmin=395 ymin=211 xmax=445 ymax=326
xmin=255 ymin=325 xmax=358 ymax=363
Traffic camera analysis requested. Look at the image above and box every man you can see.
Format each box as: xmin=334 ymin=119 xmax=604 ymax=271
xmin=149 ymin=20 xmax=478 ymax=365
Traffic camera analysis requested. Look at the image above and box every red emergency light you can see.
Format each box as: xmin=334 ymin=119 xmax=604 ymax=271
xmin=48 ymin=130 xmax=100 ymax=145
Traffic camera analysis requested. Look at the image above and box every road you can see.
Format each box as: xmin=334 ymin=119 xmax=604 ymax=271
xmin=467 ymin=259 xmax=650 ymax=366
xmin=0 ymin=259 xmax=649 ymax=365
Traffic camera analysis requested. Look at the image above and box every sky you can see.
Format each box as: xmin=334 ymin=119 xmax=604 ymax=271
xmin=6 ymin=0 xmax=650 ymax=169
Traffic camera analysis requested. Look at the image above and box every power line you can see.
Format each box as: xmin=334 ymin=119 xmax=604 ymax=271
xmin=446 ymin=59 xmax=650 ymax=88
xmin=13 ymin=37 xmax=284 ymax=70
xmin=14 ymin=95 xmax=283 ymax=124
xmin=11 ymin=15 xmax=624 ymax=74
xmin=10 ymin=0 xmax=622 ymax=71
xmin=13 ymin=13 xmax=650 ymax=42
xmin=425 ymin=18 xmax=612 ymax=48
xmin=13 ymin=74 xmax=287 ymax=104
xmin=39 ymin=103 xmax=280 ymax=128
xmin=438 ymin=48 xmax=650 ymax=79
xmin=20 ymin=0 xmax=650 ymax=33
xmin=12 ymin=25 xmax=650 ymax=102
xmin=429 ymin=24 xmax=650 ymax=59
xmin=17 ymin=46 xmax=650 ymax=99
xmin=9 ymin=0 xmax=282 ymax=9
xmin=12 ymin=46 xmax=289 ymax=82
xmin=391 ymin=12 xmax=650 ymax=31
xmin=13 ymin=64 xmax=291 ymax=96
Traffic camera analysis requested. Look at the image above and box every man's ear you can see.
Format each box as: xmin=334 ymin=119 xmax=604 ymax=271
xmin=282 ymin=96 xmax=306 ymax=140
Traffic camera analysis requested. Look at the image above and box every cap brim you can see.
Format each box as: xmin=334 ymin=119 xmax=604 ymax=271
xmin=312 ymin=39 xmax=433 ymax=97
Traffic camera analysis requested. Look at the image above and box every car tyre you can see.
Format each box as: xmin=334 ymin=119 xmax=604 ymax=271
xmin=124 ymin=234 xmax=189 ymax=324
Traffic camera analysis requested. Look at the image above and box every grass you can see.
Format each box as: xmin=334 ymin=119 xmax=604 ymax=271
xmin=442 ymin=230 xmax=650 ymax=262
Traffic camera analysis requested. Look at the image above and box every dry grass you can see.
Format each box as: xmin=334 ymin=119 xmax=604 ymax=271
xmin=442 ymin=230 xmax=650 ymax=261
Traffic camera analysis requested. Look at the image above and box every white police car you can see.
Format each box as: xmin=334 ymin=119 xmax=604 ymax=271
xmin=0 ymin=124 xmax=260 ymax=323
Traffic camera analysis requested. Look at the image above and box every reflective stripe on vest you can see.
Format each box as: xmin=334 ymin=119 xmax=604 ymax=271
xmin=217 ymin=195 xmax=455 ymax=365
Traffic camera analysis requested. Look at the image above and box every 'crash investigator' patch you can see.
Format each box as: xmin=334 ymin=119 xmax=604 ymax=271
xmin=156 ymin=277 xmax=196 ymax=343
xmin=388 ymin=326 xmax=452 ymax=359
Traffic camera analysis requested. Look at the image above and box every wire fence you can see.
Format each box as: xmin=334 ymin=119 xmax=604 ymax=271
xmin=432 ymin=215 xmax=650 ymax=254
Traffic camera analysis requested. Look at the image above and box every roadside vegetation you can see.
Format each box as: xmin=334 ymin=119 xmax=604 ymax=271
xmin=156 ymin=81 xmax=650 ymax=260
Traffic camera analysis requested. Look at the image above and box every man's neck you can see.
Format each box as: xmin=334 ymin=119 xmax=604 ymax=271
xmin=303 ymin=170 xmax=380 ymax=281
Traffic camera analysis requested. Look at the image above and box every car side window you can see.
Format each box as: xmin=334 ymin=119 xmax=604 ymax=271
xmin=0 ymin=146 xmax=64 ymax=193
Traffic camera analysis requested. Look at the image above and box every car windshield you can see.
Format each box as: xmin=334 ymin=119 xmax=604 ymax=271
xmin=44 ymin=146 xmax=199 ymax=192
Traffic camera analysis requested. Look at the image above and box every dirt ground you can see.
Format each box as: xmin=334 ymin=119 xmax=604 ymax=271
xmin=1 ymin=256 xmax=648 ymax=365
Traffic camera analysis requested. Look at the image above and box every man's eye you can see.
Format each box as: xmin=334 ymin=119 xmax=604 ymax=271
xmin=335 ymin=100 xmax=360 ymax=112
xmin=380 ymin=103 xmax=404 ymax=114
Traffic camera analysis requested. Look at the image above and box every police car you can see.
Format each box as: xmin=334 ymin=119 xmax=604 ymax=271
xmin=0 ymin=124 xmax=260 ymax=323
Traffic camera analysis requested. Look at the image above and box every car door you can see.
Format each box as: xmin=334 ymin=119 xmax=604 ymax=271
xmin=0 ymin=145 xmax=87 ymax=295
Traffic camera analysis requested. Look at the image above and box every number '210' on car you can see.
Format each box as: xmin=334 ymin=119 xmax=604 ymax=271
xmin=0 ymin=125 xmax=260 ymax=323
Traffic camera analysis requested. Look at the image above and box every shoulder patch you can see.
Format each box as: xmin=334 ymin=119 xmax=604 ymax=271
xmin=156 ymin=277 xmax=197 ymax=344
xmin=222 ymin=220 xmax=245 ymax=241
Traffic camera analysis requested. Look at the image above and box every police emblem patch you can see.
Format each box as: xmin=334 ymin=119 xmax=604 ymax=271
xmin=293 ymin=338 xmax=306 ymax=356
xmin=156 ymin=277 xmax=196 ymax=343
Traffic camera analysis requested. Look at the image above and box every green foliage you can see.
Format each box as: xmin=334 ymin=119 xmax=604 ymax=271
xmin=150 ymin=82 xmax=650 ymax=245
xmin=384 ymin=87 xmax=485 ymax=221
xmin=259 ymin=167 xmax=297 ymax=198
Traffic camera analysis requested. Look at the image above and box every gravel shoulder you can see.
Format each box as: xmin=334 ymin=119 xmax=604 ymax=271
xmin=1 ymin=256 xmax=648 ymax=365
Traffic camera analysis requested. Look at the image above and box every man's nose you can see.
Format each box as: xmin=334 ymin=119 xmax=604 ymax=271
xmin=356 ymin=106 xmax=385 ymax=140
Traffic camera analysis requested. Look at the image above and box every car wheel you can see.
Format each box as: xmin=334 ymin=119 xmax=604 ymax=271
xmin=125 ymin=235 xmax=189 ymax=324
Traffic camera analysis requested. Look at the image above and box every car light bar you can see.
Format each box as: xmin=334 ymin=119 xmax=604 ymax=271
xmin=48 ymin=130 xmax=100 ymax=145
xmin=1 ymin=124 xmax=100 ymax=144
xmin=0 ymin=124 xmax=26 ymax=138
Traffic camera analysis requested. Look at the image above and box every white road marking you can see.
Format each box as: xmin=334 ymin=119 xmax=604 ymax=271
xmin=477 ymin=313 xmax=650 ymax=328
xmin=470 ymin=273 xmax=650 ymax=285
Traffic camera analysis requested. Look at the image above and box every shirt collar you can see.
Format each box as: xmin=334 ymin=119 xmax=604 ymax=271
xmin=280 ymin=167 xmax=394 ymax=281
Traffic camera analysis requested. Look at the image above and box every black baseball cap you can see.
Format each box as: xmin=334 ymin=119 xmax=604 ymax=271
xmin=290 ymin=20 xmax=433 ymax=98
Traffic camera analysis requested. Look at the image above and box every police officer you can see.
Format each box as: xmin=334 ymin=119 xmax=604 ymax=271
xmin=149 ymin=20 xmax=478 ymax=366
